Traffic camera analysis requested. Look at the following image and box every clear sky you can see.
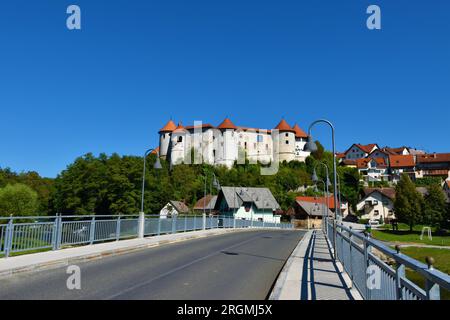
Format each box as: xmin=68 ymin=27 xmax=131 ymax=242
xmin=0 ymin=1 xmax=449 ymax=178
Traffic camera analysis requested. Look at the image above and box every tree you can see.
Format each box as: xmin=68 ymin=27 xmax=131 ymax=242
xmin=0 ymin=184 xmax=39 ymax=216
xmin=422 ymin=184 xmax=447 ymax=228
xmin=394 ymin=174 xmax=423 ymax=231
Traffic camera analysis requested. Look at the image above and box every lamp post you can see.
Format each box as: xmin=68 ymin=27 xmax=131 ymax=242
xmin=305 ymin=120 xmax=340 ymax=220
xmin=140 ymin=148 xmax=162 ymax=214
xmin=305 ymin=119 xmax=339 ymax=260
xmin=139 ymin=147 xmax=162 ymax=238
xmin=314 ymin=180 xmax=329 ymax=232
xmin=312 ymin=162 xmax=331 ymax=217
xmin=210 ymin=173 xmax=221 ymax=216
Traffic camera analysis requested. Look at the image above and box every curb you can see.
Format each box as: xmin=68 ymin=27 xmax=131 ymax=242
xmin=0 ymin=228 xmax=266 ymax=279
xmin=269 ymin=230 xmax=313 ymax=300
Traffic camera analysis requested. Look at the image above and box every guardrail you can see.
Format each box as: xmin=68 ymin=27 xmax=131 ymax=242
xmin=0 ymin=214 xmax=293 ymax=258
xmin=324 ymin=219 xmax=450 ymax=300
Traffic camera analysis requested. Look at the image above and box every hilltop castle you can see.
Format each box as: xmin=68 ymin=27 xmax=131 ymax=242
xmin=158 ymin=118 xmax=311 ymax=168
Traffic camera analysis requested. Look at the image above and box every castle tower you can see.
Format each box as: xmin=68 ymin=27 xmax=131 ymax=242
xmin=292 ymin=123 xmax=311 ymax=161
xmin=170 ymin=122 xmax=188 ymax=165
xmin=217 ymin=117 xmax=238 ymax=167
xmin=274 ymin=119 xmax=296 ymax=162
xmin=159 ymin=120 xmax=177 ymax=160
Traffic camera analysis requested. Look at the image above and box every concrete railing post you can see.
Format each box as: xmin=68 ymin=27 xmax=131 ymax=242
xmin=116 ymin=215 xmax=121 ymax=241
xmin=5 ymin=217 xmax=13 ymax=258
xmin=202 ymin=213 xmax=206 ymax=230
xmin=138 ymin=212 xmax=145 ymax=238
xmin=89 ymin=216 xmax=96 ymax=244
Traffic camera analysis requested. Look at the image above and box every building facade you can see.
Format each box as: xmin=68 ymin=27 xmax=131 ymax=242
xmin=158 ymin=118 xmax=311 ymax=168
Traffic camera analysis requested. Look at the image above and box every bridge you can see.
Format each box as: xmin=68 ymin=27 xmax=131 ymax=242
xmin=0 ymin=214 xmax=449 ymax=300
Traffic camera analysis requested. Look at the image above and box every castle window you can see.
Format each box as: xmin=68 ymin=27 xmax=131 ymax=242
xmin=286 ymin=140 xmax=289 ymax=144
xmin=244 ymin=142 xmax=247 ymax=149
xmin=285 ymin=133 xmax=289 ymax=137
xmin=266 ymin=144 xmax=269 ymax=150
xmin=257 ymin=135 xmax=263 ymax=143
xmin=213 ymin=150 xmax=216 ymax=157
xmin=178 ymin=136 xmax=183 ymax=143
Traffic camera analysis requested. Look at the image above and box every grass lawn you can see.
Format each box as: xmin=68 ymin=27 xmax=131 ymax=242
xmin=400 ymin=247 xmax=450 ymax=300
xmin=371 ymin=223 xmax=450 ymax=246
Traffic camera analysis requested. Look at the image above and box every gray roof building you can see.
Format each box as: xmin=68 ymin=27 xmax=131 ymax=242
xmin=214 ymin=186 xmax=281 ymax=212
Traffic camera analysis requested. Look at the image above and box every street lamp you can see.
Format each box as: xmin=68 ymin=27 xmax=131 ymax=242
xmin=315 ymin=180 xmax=329 ymax=232
xmin=140 ymin=148 xmax=162 ymax=214
xmin=312 ymin=162 xmax=331 ymax=218
xmin=305 ymin=120 xmax=339 ymax=260
xmin=209 ymin=173 xmax=221 ymax=215
xmin=304 ymin=120 xmax=340 ymax=220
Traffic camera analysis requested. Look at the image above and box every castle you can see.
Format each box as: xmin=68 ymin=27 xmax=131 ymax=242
xmin=158 ymin=118 xmax=311 ymax=168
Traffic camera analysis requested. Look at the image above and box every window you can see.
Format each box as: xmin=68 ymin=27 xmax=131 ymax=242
xmin=244 ymin=142 xmax=247 ymax=149
xmin=257 ymin=135 xmax=263 ymax=143
xmin=285 ymin=133 xmax=289 ymax=137
xmin=213 ymin=150 xmax=216 ymax=157
xmin=177 ymin=136 xmax=183 ymax=143
xmin=266 ymin=144 xmax=269 ymax=150
xmin=374 ymin=210 xmax=379 ymax=216
xmin=286 ymin=140 xmax=289 ymax=144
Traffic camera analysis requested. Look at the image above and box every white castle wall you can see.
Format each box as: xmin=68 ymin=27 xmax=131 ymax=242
xmin=164 ymin=127 xmax=310 ymax=167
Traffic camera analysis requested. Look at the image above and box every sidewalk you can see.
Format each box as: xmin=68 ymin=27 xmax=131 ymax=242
xmin=270 ymin=229 xmax=362 ymax=300
xmin=0 ymin=228 xmax=253 ymax=278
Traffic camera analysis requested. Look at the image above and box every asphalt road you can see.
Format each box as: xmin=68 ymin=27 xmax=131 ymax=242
xmin=0 ymin=229 xmax=305 ymax=300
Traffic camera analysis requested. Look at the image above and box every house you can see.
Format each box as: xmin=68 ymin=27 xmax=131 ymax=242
xmin=292 ymin=199 xmax=334 ymax=229
xmin=356 ymin=157 xmax=389 ymax=182
xmin=382 ymin=146 xmax=410 ymax=156
xmin=415 ymin=153 xmax=450 ymax=179
xmin=295 ymin=196 xmax=348 ymax=216
xmin=356 ymin=188 xmax=396 ymax=222
xmin=193 ymin=195 xmax=218 ymax=214
xmin=214 ymin=186 xmax=281 ymax=222
xmin=160 ymin=200 xmax=190 ymax=218
xmin=158 ymin=118 xmax=311 ymax=168
xmin=343 ymin=143 xmax=379 ymax=160
xmin=388 ymin=154 xmax=416 ymax=183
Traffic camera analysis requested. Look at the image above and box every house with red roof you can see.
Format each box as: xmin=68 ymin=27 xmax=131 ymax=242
xmin=415 ymin=153 xmax=450 ymax=180
xmin=356 ymin=188 xmax=396 ymax=222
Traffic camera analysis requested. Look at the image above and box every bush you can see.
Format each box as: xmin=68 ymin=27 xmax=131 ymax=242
xmin=0 ymin=184 xmax=39 ymax=216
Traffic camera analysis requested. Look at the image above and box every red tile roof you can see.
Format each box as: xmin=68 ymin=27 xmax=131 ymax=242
xmin=295 ymin=196 xmax=338 ymax=210
xmin=274 ymin=119 xmax=296 ymax=133
xmin=383 ymin=146 xmax=408 ymax=155
xmin=356 ymin=143 xmax=378 ymax=154
xmin=336 ymin=153 xmax=346 ymax=159
xmin=356 ymin=157 xmax=387 ymax=169
xmin=159 ymin=120 xmax=177 ymax=133
xmin=217 ymin=118 xmax=238 ymax=130
xmin=341 ymin=159 xmax=357 ymax=166
xmin=363 ymin=188 xmax=396 ymax=200
xmin=389 ymin=155 xmax=415 ymax=168
xmin=292 ymin=123 xmax=308 ymax=138
xmin=416 ymin=153 xmax=450 ymax=163
xmin=173 ymin=122 xmax=187 ymax=133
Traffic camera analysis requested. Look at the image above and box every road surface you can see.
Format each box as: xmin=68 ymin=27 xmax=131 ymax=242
xmin=0 ymin=229 xmax=305 ymax=300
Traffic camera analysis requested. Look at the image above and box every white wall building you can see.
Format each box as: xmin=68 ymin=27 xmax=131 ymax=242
xmin=356 ymin=188 xmax=396 ymax=222
xmin=158 ymin=118 xmax=310 ymax=168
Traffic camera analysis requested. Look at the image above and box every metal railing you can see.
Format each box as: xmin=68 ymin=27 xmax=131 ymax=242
xmin=0 ymin=214 xmax=293 ymax=258
xmin=324 ymin=219 xmax=450 ymax=300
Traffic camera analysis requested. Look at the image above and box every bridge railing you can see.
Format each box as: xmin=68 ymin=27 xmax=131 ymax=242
xmin=324 ymin=219 xmax=450 ymax=300
xmin=0 ymin=214 xmax=293 ymax=258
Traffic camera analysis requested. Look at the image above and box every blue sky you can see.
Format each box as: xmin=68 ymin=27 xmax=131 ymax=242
xmin=0 ymin=1 xmax=449 ymax=177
